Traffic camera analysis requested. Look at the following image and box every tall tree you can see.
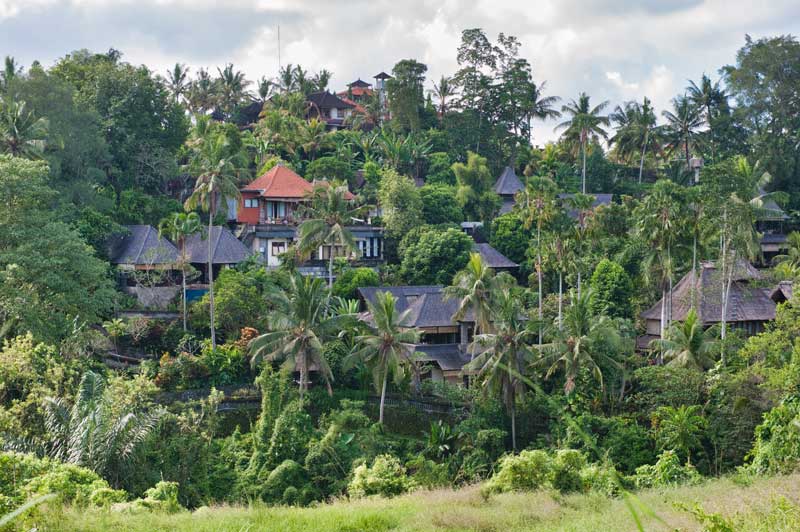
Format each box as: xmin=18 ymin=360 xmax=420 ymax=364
xmin=654 ymin=405 xmax=706 ymax=466
xmin=524 ymin=81 xmax=561 ymax=145
xmin=540 ymin=289 xmax=622 ymax=396
xmin=430 ymin=75 xmax=456 ymax=120
xmin=387 ymin=59 xmax=428 ymax=132
xmin=452 ymin=151 xmax=502 ymax=223
xmin=183 ymin=127 xmax=245 ymax=349
xmin=296 ymin=182 xmax=367 ymax=288
xmin=650 ymin=309 xmax=717 ymax=371
xmin=445 ymin=252 xmax=509 ymax=341
xmin=662 ymin=95 xmax=705 ymax=171
xmin=158 ymin=212 xmax=202 ymax=331
xmin=469 ymin=289 xmax=533 ymax=450
xmin=555 ymin=92 xmax=610 ymax=193
xmin=610 ymin=97 xmax=658 ymax=183
xmin=0 ymin=98 xmax=48 ymax=158
xmin=216 ymin=63 xmax=251 ymax=119
xmin=345 ymin=291 xmax=421 ymax=424
xmin=249 ymin=274 xmax=345 ymax=401
xmin=166 ymin=63 xmax=190 ymax=104
xmin=686 ymin=74 xmax=726 ymax=161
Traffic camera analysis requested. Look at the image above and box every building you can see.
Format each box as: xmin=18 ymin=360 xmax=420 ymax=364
xmin=338 ymin=79 xmax=374 ymax=103
xmin=183 ymin=226 xmax=252 ymax=284
xmin=237 ymin=165 xmax=384 ymax=276
xmin=357 ymin=285 xmax=475 ymax=385
xmin=493 ymin=166 xmax=525 ymax=214
xmin=306 ymin=91 xmax=354 ymax=130
xmin=473 ymin=243 xmax=518 ymax=273
xmin=637 ymin=260 xmax=793 ymax=350
xmin=757 ymin=194 xmax=791 ymax=264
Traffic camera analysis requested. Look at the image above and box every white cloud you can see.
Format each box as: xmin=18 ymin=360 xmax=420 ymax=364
xmin=606 ymin=71 xmax=640 ymax=91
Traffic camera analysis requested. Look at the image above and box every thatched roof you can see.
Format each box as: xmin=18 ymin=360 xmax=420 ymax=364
xmin=640 ymin=261 xmax=779 ymax=324
xmin=184 ymin=226 xmax=251 ymax=265
xmin=357 ymin=285 xmax=473 ymax=328
xmin=108 ymin=225 xmax=178 ymax=265
xmin=414 ymin=344 xmax=471 ymax=371
xmin=474 ymin=243 xmax=518 ymax=269
xmin=494 ymin=166 xmax=524 ymax=197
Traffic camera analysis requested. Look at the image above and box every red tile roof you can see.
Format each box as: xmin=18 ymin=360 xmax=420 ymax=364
xmin=338 ymin=95 xmax=366 ymax=115
xmin=242 ymin=165 xmax=312 ymax=199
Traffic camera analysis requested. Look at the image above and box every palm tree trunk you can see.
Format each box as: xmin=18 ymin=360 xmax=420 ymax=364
xmin=638 ymin=129 xmax=649 ymax=184
xmin=577 ymin=271 xmax=582 ymax=300
xmin=720 ymin=208 xmax=728 ymax=346
xmin=691 ymin=234 xmax=698 ymax=309
xmin=558 ymin=271 xmax=563 ymax=330
xmin=327 ymin=236 xmax=335 ymax=289
xmin=667 ymin=242 xmax=673 ymax=329
xmin=510 ymin=400 xmax=517 ymax=452
xmin=581 ymin=136 xmax=587 ymax=194
xmin=684 ymin=134 xmax=691 ymax=171
xmin=379 ymin=366 xmax=388 ymax=425
xmin=181 ymin=269 xmax=187 ymax=332
xmin=208 ymin=204 xmax=216 ymax=350
xmin=537 ymin=224 xmax=543 ymax=348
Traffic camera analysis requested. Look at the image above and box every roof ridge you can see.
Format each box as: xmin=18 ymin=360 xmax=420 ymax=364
xmin=135 ymin=226 xmax=153 ymax=263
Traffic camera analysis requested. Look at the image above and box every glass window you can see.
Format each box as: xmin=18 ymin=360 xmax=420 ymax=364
xmin=244 ymin=198 xmax=258 ymax=208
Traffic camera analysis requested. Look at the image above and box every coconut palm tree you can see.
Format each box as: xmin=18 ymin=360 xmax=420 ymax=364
xmin=183 ymin=129 xmax=245 ymax=349
xmin=186 ymin=68 xmax=216 ymax=115
xmin=166 ymin=63 xmax=190 ymax=104
xmin=654 ymin=405 xmax=706 ymax=466
xmin=686 ymin=74 xmax=726 ymax=161
xmin=249 ymin=274 xmax=346 ymax=401
xmin=345 ymin=291 xmax=421 ymax=424
xmin=469 ymin=289 xmax=533 ymax=451
xmin=314 ymin=69 xmax=333 ymax=92
xmin=42 ymin=371 xmax=162 ymax=486
xmin=519 ymin=175 xmax=558 ymax=345
xmin=773 ymin=232 xmax=800 ymax=270
xmin=609 ymin=97 xmax=658 ymax=183
xmin=539 ymin=289 xmax=622 ymax=396
xmin=0 ymin=98 xmax=48 ymax=158
xmin=524 ymin=81 xmax=561 ymax=144
xmin=662 ymin=95 xmax=705 ymax=171
xmin=295 ymin=182 xmax=367 ymax=288
xmin=158 ymin=212 xmax=203 ymax=331
xmin=445 ymin=253 xmax=513 ymax=344
xmin=562 ymin=193 xmax=595 ymax=298
xmin=543 ymin=233 xmax=570 ymax=330
xmin=216 ymin=63 xmax=251 ymax=117
xmin=431 ymin=75 xmax=456 ymax=120
xmin=650 ymin=309 xmax=717 ymax=370
xmin=555 ymin=92 xmax=610 ymax=193
xmin=1 ymin=56 xmax=21 ymax=91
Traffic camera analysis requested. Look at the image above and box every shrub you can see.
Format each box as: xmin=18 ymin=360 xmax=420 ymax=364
xmin=551 ymin=449 xmax=587 ymax=493
xmin=134 ymin=481 xmax=183 ymax=513
xmin=348 ymin=455 xmax=415 ymax=498
xmin=483 ymin=450 xmax=552 ymax=494
xmin=263 ymin=400 xmax=314 ymax=470
xmin=589 ymin=259 xmax=633 ymax=319
xmin=633 ymin=450 xmax=702 ymax=489
xmin=748 ymin=396 xmax=800 ymax=474
xmin=261 ymin=460 xmax=307 ymax=504
xmin=626 ymin=366 xmax=705 ymax=418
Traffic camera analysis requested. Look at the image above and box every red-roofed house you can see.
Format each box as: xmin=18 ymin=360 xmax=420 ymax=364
xmin=237 ymin=165 xmax=384 ymax=271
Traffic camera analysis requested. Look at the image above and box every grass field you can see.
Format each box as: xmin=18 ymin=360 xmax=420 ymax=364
xmin=25 ymin=473 xmax=800 ymax=532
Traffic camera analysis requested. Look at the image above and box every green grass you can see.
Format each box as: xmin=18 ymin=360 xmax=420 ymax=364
xmin=23 ymin=473 xmax=800 ymax=532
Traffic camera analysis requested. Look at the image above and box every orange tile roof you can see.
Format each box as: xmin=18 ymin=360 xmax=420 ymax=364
xmin=242 ymin=165 xmax=313 ymax=199
xmin=338 ymin=95 xmax=366 ymax=115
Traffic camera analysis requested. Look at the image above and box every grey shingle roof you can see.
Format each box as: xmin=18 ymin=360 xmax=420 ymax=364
xmin=641 ymin=261 xmax=778 ymax=324
xmin=108 ymin=225 xmax=178 ymax=265
xmin=414 ymin=344 xmax=470 ymax=371
xmin=307 ymin=91 xmax=354 ymax=110
xmin=474 ymin=243 xmax=518 ymax=269
xmin=493 ymin=166 xmax=524 ymax=197
xmin=184 ymin=226 xmax=252 ymax=265
xmin=357 ymin=285 xmax=473 ymax=328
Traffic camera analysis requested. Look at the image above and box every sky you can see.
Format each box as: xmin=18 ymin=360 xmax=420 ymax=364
xmin=1 ymin=0 xmax=799 ymax=144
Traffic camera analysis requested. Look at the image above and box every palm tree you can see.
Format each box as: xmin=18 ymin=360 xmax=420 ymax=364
xmin=469 ymin=289 xmax=533 ymax=451
xmin=279 ymin=64 xmax=296 ymax=93
xmin=543 ymin=233 xmax=570 ymax=330
xmin=773 ymin=232 xmax=800 ymax=270
xmin=249 ymin=274 xmax=345 ymax=401
xmin=609 ymin=97 xmax=658 ymax=183
xmin=43 ymin=371 xmax=162 ymax=486
xmin=256 ymin=76 xmax=276 ymax=103
xmin=299 ymin=118 xmax=328 ymax=161
xmin=0 ymin=98 xmax=48 ymax=158
xmin=662 ymin=95 xmax=705 ymax=171
xmin=186 ymin=68 xmax=216 ymax=114
xmin=650 ymin=309 xmax=717 ymax=370
xmin=1 ymin=56 xmax=21 ymax=91
xmin=166 ymin=63 xmax=190 ymax=103
xmin=686 ymin=74 xmax=726 ymax=161
xmin=183 ymin=129 xmax=245 ymax=349
xmin=314 ymin=69 xmax=333 ymax=92
xmin=519 ymin=176 xmax=558 ymax=345
xmin=216 ymin=63 xmax=251 ymax=117
xmin=296 ymin=182 xmax=367 ymax=288
xmin=159 ymin=212 xmax=203 ymax=331
xmin=524 ymin=81 xmax=561 ymax=144
xmin=540 ymin=289 xmax=622 ymax=395
xmin=431 ymin=75 xmax=456 ymax=120
xmin=654 ymin=405 xmax=706 ymax=466
xmin=445 ymin=253 xmax=512 ymax=344
xmin=555 ymin=92 xmax=610 ymax=193
xmin=345 ymin=291 xmax=421 ymax=424
xmin=562 ymin=193 xmax=595 ymax=298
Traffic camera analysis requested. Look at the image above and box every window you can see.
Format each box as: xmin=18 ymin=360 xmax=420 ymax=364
xmin=244 ymin=198 xmax=258 ymax=208
xmin=320 ymin=245 xmax=346 ymax=260
xmin=265 ymin=201 xmax=286 ymax=220
xmin=271 ymin=241 xmax=286 ymax=257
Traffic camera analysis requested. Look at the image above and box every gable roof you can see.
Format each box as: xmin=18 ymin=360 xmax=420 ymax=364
xmin=493 ymin=166 xmax=524 ymax=197
xmin=108 ymin=225 xmax=178 ymax=265
xmin=242 ymin=165 xmax=313 ymax=199
xmin=641 ymin=261 xmax=777 ymax=324
xmin=374 ymin=72 xmax=392 ymax=80
xmin=184 ymin=226 xmax=252 ymax=265
xmin=474 ymin=243 xmax=518 ymax=269
xmin=307 ymin=91 xmax=354 ymax=110
xmin=348 ymin=78 xmax=371 ymax=88
xmin=357 ymin=285 xmax=472 ymax=328
xmin=414 ymin=344 xmax=470 ymax=371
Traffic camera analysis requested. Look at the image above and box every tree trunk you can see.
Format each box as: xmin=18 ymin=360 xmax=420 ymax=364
xmin=537 ymin=224 xmax=543 ymax=348
xmin=659 ymin=283 xmax=667 ymax=364
xmin=510 ymin=400 xmax=517 ymax=452
xmin=667 ymin=242 xmax=673 ymax=329
xmin=581 ymin=136 xmax=587 ymax=194
xmin=208 ymin=204 xmax=216 ymax=350
xmin=181 ymin=269 xmax=187 ymax=332
xmin=577 ymin=271 xmax=582 ymax=300
xmin=638 ymin=129 xmax=649 ymax=184
xmin=327 ymin=236 xmax=335 ymax=289
xmin=558 ymin=271 xmax=563 ymax=330
xmin=691 ymin=234 xmax=698 ymax=309
xmin=379 ymin=366 xmax=388 ymax=425
xmin=684 ymin=134 xmax=691 ymax=171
